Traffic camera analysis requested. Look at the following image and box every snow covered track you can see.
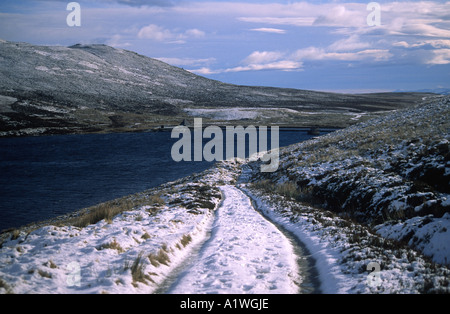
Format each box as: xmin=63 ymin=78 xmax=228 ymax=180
xmin=168 ymin=185 xmax=301 ymax=294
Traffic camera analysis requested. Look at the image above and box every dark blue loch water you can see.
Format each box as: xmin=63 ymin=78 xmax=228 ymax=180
xmin=0 ymin=129 xmax=332 ymax=231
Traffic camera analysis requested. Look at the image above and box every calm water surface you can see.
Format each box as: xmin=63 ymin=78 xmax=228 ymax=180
xmin=0 ymin=129 xmax=330 ymax=231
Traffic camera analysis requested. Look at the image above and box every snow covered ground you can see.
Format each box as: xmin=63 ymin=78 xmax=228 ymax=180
xmin=0 ymin=169 xmax=228 ymax=294
xmin=242 ymin=179 xmax=449 ymax=294
xmin=0 ymin=168 xmax=306 ymax=294
xmin=1 ymin=96 xmax=449 ymax=294
xmin=241 ymin=95 xmax=450 ymax=293
xmin=183 ymin=108 xmax=299 ymax=121
xmin=168 ymin=185 xmax=300 ymax=294
xmin=1 ymin=158 xmax=448 ymax=294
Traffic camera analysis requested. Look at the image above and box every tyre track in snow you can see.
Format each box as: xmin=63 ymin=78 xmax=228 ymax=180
xmin=166 ymin=185 xmax=302 ymax=294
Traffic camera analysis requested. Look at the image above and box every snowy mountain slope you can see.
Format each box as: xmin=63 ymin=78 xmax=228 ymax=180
xmin=245 ymin=95 xmax=450 ymax=269
xmin=242 ymin=181 xmax=450 ymax=294
xmin=0 ymin=40 xmax=432 ymax=136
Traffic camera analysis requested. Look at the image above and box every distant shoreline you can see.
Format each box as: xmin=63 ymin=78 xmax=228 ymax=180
xmin=0 ymin=125 xmax=342 ymax=138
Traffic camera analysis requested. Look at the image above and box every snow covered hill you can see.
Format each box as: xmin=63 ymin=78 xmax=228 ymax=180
xmin=244 ymin=95 xmax=450 ymax=282
xmin=0 ymin=40 xmax=432 ymax=136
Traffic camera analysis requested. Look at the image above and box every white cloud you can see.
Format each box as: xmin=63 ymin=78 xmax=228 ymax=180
xmin=189 ymin=50 xmax=303 ymax=74
xmin=312 ymin=4 xmax=366 ymax=28
xmin=115 ymin=0 xmax=176 ymax=7
xmin=239 ymin=17 xmax=315 ymax=26
xmin=292 ymin=47 xmax=392 ymax=62
xmin=191 ymin=42 xmax=394 ymax=75
xmin=157 ymin=57 xmax=215 ymax=67
xmin=328 ymin=35 xmax=371 ymax=52
xmin=188 ymin=67 xmax=220 ymax=75
xmin=236 ymin=2 xmax=369 ymax=29
xmin=137 ymin=24 xmax=205 ymax=43
xmin=107 ymin=34 xmax=132 ymax=48
xmin=393 ymin=40 xmax=450 ymax=49
xmin=224 ymin=60 xmax=303 ymax=73
xmin=185 ymin=28 xmax=205 ymax=38
xmin=250 ymin=28 xmax=286 ymax=34
xmin=386 ymin=21 xmax=450 ymax=38
xmin=392 ymin=41 xmax=411 ymax=48
xmin=227 ymin=50 xmax=303 ymax=72
xmin=244 ymin=51 xmax=285 ymax=64
xmin=138 ymin=24 xmax=173 ymax=41
xmin=353 ymin=49 xmax=393 ymax=62
xmin=426 ymin=49 xmax=450 ymax=65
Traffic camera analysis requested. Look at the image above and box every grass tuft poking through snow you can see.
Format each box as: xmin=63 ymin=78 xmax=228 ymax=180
xmin=128 ymin=252 xmax=152 ymax=287
xmin=70 ymin=192 xmax=166 ymax=228
xmin=148 ymin=246 xmax=171 ymax=267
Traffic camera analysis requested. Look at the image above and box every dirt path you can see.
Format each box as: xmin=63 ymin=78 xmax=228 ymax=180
xmin=167 ymin=185 xmax=302 ymax=294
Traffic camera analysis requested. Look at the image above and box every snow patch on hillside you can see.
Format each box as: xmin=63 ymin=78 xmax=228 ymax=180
xmin=183 ymin=108 xmax=299 ymax=121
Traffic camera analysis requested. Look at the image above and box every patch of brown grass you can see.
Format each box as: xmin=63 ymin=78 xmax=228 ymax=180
xmin=180 ymin=234 xmax=192 ymax=247
xmin=71 ymin=192 xmax=166 ymax=228
xmin=148 ymin=245 xmax=171 ymax=267
xmin=98 ymin=238 xmax=124 ymax=253
xmin=38 ymin=269 xmax=52 ymax=279
xmin=129 ymin=253 xmax=153 ymax=286
xmin=0 ymin=278 xmax=13 ymax=294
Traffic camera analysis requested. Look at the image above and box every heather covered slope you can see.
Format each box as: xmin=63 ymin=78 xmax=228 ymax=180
xmin=0 ymin=40 xmax=432 ymax=136
xmin=245 ymin=95 xmax=450 ymax=267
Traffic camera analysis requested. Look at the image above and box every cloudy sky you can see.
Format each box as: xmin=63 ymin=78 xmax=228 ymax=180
xmin=1 ymin=0 xmax=449 ymax=93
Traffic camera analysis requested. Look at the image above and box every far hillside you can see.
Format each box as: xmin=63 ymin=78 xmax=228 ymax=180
xmin=0 ymin=40 xmax=433 ymax=137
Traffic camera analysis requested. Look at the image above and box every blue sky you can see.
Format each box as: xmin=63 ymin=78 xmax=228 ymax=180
xmin=0 ymin=0 xmax=449 ymax=93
